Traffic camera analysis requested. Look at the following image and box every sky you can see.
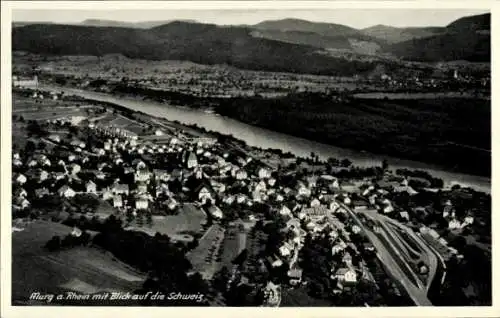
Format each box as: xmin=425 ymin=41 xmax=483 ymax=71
xmin=12 ymin=9 xmax=489 ymax=29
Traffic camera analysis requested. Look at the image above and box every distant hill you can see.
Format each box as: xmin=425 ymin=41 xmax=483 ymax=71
xmin=253 ymin=18 xmax=359 ymax=37
xmin=361 ymin=25 xmax=444 ymax=43
xmin=13 ymin=21 xmax=54 ymax=28
xmin=387 ymin=13 xmax=490 ymax=62
xmin=445 ymin=13 xmax=490 ymax=33
xmin=12 ymin=13 xmax=491 ymax=67
xmin=12 ymin=22 xmax=381 ymax=76
xmin=250 ymin=29 xmax=384 ymax=54
xmin=80 ymin=19 xmax=198 ymax=29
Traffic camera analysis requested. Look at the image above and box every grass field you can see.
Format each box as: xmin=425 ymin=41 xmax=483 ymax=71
xmin=12 ymin=220 xmax=145 ymax=305
xmin=187 ymin=224 xmax=225 ymax=280
xmin=125 ymin=203 xmax=206 ymax=239
xmin=220 ymin=224 xmax=247 ymax=267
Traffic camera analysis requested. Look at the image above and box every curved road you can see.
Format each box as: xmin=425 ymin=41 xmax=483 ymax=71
xmin=340 ymin=202 xmax=445 ymax=306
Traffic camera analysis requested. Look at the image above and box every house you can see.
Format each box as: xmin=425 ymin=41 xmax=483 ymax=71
xmin=15 ymin=174 xmax=27 ymax=185
xmin=112 ymin=184 xmax=130 ymax=195
xmin=448 ymin=219 xmax=462 ymax=230
xmin=279 ymin=242 xmax=294 ymax=257
xmin=310 ymin=198 xmax=321 ymax=207
xmin=268 ymin=178 xmax=277 ymax=187
xmin=70 ymin=163 xmax=81 ymax=175
xmin=13 ymin=158 xmax=23 ymax=167
xmin=351 ymin=225 xmax=361 ymax=234
xmin=258 ymin=167 xmax=271 ymax=179
xmin=35 ymin=188 xmax=50 ymax=198
xmin=329 ymin=200 xmax=340 ymax=211
xmin=288 ymin=268 xmax=303 ymax=286
xmin=187 ymin=152 xmax=198 ymax=169
xmin=135 ymin=197 xmax=149 ymax=210
xmin=335 ymin=268 xmax=357 ymax=284
xmin=15 ymin=187 xmax=28 ymax=198
xmin=38 ymin=170 xmax=49 ymax=182
xmin=296 ymin=183 xmax=311 ymax=197
xmin=236 ymin=194 xmax=247 ymax=204
xmin=342 ymin=252 xmax=353 ymax=265
xmin=255 ymin=180 xmax=267 ymax=192
xmin=279 ymin=205 xmax=292 ymax=216
xmin=102 ymin=189 xmax=113 ymax=201
xmin=464 ymin=216 xmax=474 ymax=225
xmin=196 ymin=183 xmax=215 ymax=204
xmin=28 ymin=159 xmax=38 ymax=167
xmin=208 ymin=205 xmax=223 ymax=219
xmin=154 ymin=169 xmax=170 ymax=181
xmin=68 ymin=154 xmax=76 ymax=162
xmin=155 ymin=129 xmax=165 ymax=136
xmin=167 ymin=198 xmax=178 ymax=211
xmin=58 ymin=185 xmax=76 ymax=198
xmin=86 ymin=181 xmax=97 ymax=193
xmin=14 ymin=197 xmax=31 ymax=210
xmin=136 ymin=183 xmax=148 ymax=194
xmin=135 ymin=169 xmax=151 ymax=183
xmin=332 ymin=244 xmax=344 ymax=255
xmin=113 ymin=195 xmax=123 ymax=208
xmin=133 ymin=160 xmax=146 ymax=170
xmin=400 ymin=211 xmax=410 ymax=221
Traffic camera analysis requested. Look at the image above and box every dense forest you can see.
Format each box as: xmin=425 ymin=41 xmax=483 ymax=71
xmin=217 ymin=93 xmax=491 ymax=177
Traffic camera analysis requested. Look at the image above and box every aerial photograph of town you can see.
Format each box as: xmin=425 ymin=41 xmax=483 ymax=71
xmin=5 ymin=4 xmax=492 ymax=310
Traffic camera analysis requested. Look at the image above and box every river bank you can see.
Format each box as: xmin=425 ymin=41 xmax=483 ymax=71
xmin=38 ymin=84 xmax=491 ymax=193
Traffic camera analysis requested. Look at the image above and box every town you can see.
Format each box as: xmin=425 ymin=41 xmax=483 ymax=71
xmin=11 ymin=85 xmax=491 ymax=307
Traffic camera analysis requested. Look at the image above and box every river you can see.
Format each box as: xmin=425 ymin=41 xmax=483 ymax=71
xmin=40 ymin=84 xmax=491 ymax=193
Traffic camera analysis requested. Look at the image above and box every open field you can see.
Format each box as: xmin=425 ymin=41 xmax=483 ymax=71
xmin=12 ymin=220 xmax=145 ymax=305
xmin=125 ymin=203 xmax=206 ymax=239
xmin=220 ymin=223 xmax=248 ymax=267
xmin=187 ymin=224 xmax=225 ymax=279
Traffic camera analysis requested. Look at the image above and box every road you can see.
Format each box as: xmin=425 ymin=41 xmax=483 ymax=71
xmin=339 ymin=202 xmax=435 ymax=306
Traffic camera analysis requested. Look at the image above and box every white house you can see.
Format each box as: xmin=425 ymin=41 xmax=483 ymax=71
xmin=135 ymin=170 xmax=151 ymax=183
xmin=279 ymin=242 xmax=293 ymax=257
xmin=70 ymin=163 xmax=81 ymax=175
xmin=297 ymin=183 xmax=311 ymax=197
xmin=135 ymin=198 xmax=149 ymax=210
xmin=86 ymin=181 xmax=97 ymax=193
xmin=113 ymin=195 xmax=123 ymax=208
xmin=255 ymin=180 xmax=267 ymax=192
xmin=332 ymin=244 xmax=344 ymax=255
xmin=268 ymin=178 xmax=277 ymax=187
xmin=187 ymin=152 xmax=198 ymax=169
xmin=279 ymin=205 xmax=292 ymax=216
xmin=351 ymin=225 xmax=361 ymax=234
xmin=329 ymin=201 xmax=340 ymax=211
xmin=310 ymin=198 xmax=321 ymax=207
xmin=102 ymin=190 xmax=113 ymax=201
xmin=58 ymin=185 xmax=76 ymax=198
xmin=16 ymin=174 xmax=27 ymax=185
xmin=155 ymin=129 xmax=165 ymax=136
xmin=258 ymin=167 xmax=271 ymax=179
xmin=448 ymin=219 xmax=462 ymax=230
xmin=198 ymin=186 xmax=214 ymax=203
xmin=234 ymin=168 xmax=248 ymax=180
xmin=335 ymin=268 xmax=357 ymax=284
xmin=113 ymin=184 xmax=130 ymax=195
